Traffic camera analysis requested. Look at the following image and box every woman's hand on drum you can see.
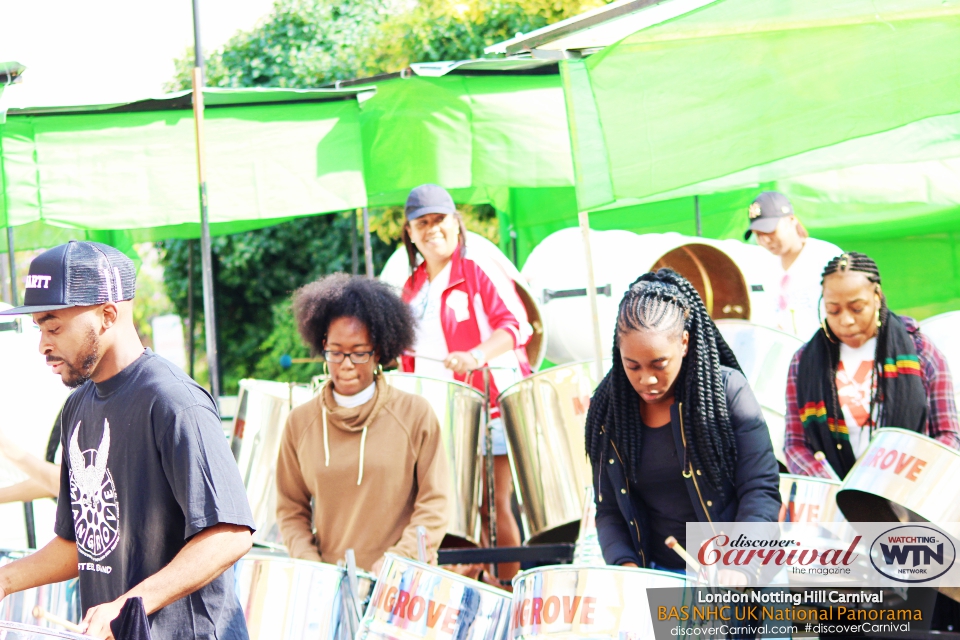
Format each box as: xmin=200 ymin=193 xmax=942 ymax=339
xmin=621 ymin=562 xmax=639 ymax=568
xmin=81 ymin=597 xmax=125 ymax=640
xmin=718 ymin=569 xmax=749 ymax=588
xmin=445 ymin=351 xmax=478 ymax=375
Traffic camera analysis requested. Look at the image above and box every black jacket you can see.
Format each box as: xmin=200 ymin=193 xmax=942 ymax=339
xmin=593 ymin=366 xmax=781 ymax=567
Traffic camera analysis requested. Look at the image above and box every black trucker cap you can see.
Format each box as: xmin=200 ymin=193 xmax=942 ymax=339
xmin=744 ymin=191 xmax=795 ymax=240
xmin=404 ymin=184 xmax=457 ymax=221
xmin=0 ymin=241 xmax=136 ymax=316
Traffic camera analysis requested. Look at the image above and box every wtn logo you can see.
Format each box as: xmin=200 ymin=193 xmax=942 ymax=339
xmin=871 ymin=525 xmax=956 ymax=583
xmin=880 ymin=542 xmax=944 ymax=566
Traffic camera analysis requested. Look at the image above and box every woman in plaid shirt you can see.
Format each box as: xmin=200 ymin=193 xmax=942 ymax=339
xmin=784 ymin=252 xmax=960 ymax=479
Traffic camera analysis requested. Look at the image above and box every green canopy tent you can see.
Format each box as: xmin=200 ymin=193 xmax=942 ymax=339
xmin=492 ymin=0 xmax=960 ymax=318
xmin=0 ymin=86 xmax=369 ymax=396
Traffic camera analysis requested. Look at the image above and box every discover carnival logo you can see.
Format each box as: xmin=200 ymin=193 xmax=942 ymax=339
xmin=870 ymin=525 xmax=957 ymax=583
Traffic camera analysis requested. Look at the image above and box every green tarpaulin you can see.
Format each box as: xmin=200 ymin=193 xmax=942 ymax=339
xmin=0 ymin=88 xmax=368 ymax=241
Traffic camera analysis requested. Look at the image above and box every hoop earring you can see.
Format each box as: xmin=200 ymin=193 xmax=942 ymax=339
xmin=375 ymin=363 xmax=383 ymax=377
xmin=821 ymin=319 xmax=837 ymax=344
xmin=875 ymin=308 xmax=882 ymax=329
xmin=322 ymin=360 xmax=329 ymax=377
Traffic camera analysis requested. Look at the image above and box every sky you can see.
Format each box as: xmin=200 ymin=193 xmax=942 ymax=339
xmin=0 ymin=0 xmax=277 ymax=109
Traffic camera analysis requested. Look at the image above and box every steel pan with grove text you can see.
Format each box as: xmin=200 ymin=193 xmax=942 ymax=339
xmin=234 ymin=552 xmax=375 ymax=640
xmin=716 ymin=320 xmax=804 ymax=469
xmin=778 ymin=474 xmax=844 ymax=525
xmin=312 ymin=373 xmax=484 ymax=547
xmin=0 ymin=551 xmax=79 ymax=629
xmin=230 ymin=380 xmax=315 ymax=547
xmin=510 ymin=565 xmax=686 ymax=640
xmin=358 ymin=554 xmax=510 ymax=640
xmin=0 ymin=622 xmax=87 ymax=640
xmin=498 ymin=361 xmax=601 ymax=544
xmin=837 ymin=428 xmax=960 ymax=523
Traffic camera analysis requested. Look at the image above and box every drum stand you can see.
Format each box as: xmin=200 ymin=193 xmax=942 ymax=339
xmin=481 ymin=366 xmax=498 ymax=578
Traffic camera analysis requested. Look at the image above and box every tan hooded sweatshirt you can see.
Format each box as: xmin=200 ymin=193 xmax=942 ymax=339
xmin=276 ymin=376 xmax=449 ymax=571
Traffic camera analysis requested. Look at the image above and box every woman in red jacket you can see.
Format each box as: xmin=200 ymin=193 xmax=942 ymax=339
xmin=399 ymin=184 xmax=532 ymax=583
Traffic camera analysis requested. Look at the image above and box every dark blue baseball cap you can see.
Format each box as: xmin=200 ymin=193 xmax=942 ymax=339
xmin=404 ymin=184 xmax=457 ymax=221
xmin=744 ymin=191 xmax=795 ymax=240
xmin=0 ymin=241 xmax=136 ymax=316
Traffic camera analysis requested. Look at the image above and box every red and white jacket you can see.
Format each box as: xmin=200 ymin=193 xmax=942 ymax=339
xmin=400 ymin=250 xmax=533 ymax=416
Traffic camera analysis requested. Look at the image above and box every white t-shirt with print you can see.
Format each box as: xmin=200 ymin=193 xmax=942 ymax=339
xmin=409 ymin=261 xmax=453 ymax=380
xmin=773 ymin=237 xmax=843 ymax=340
xmin=837 ymin=337 xmax=878 ymax=457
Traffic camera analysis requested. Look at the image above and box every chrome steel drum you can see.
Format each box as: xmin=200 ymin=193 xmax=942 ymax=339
xmin=0 ymin=622 xmax=87 ymax=640
xmin=231 ymin=380 xmax=314 ymax=547
xmin=312 ymin=373 xmax=484 ymax=547
xmin=498 ymin=362 xmax=600 ymax=544
xmin=837 ymin=428 xmax=960 ymax=523
xmin=716 ymin=320 xmax=804 ymax=468
xmin=0 ymin=551 xmax=79 ymax=629
xmin=511 ymin=565 xmax=686 ymax=639
xmin=235 ymin=552 xmax=375 ymax=640
xmin=778 ymin=474 xmax=843 ymax=525
xmin=358 ymin=554 xmax=509 ymax=640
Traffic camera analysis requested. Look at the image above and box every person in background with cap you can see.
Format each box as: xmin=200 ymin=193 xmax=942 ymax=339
xmin=0 ymin=241 xmax=255 ymax=640
xmin=746 ymin=191 xmax=842 ymax=339
xmin=397 ymin=184 xmax=532 ymax=586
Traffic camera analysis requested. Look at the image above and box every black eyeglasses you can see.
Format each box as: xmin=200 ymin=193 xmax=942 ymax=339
xmin=323 ymin=350 xmax=375 ymax=364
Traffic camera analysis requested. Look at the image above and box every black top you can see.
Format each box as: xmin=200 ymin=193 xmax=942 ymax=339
xmin=631 ymin=421 xmax=697 ymax=569
xmin=593 ymin=367 xmax=782 ymax=568
xmin=55 ymin=349 xmax=256 ymax=640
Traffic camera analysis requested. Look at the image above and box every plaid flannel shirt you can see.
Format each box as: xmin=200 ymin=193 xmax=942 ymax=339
xmin=784 ymin=317 xmax=960 ymax=477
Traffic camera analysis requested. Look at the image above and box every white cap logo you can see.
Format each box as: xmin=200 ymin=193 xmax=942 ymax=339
xmin=25 ymin=275 xmax=52 ymax=289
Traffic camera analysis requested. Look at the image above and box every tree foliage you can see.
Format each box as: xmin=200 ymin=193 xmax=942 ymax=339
xmin=162 ymin=0 xmax=607 ymax=393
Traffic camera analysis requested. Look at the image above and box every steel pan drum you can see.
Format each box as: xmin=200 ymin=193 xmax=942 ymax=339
xmin=837 ymin=428 xmax=960 ymax=523
xmin=716 ymin=321 xmax=804 ymax=468
xmin=312 ymin=373 xmax=484 ymax=547
xmin=358 ymin=554 xmax=510 ymax=640
xmin=231 ymin=380 xmax=314 ymax=547
xmin=511 ymin=565 xmax=686 ymax=639
xmin=235 ymin=552 xmax=375 ymax=640
xmin=0 ymin=622 xmax=88 ymax=640
xmin=778 ymin=474 xmax=843 ymax=525
xmin=498 ymin=362 xmax=600 ymax=544
xmin=0 ymin=551 xmax=79 ymax=628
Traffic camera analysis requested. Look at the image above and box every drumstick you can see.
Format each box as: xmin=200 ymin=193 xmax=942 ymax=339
xmin=814 ymin=451 xmax=841 ymax=481
xmin=665 ymin=536 xmax=701 ymax=572
xmin=33 ymin=606 xmax=85 ymax=634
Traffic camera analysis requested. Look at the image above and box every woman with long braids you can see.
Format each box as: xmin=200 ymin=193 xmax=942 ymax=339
xmin=586 ymin=269 xmax=781 ymax=572
xmin=784 ymin=252 xmax=960 ymax=479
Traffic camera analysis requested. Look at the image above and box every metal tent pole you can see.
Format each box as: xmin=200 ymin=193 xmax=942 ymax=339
xmin=187 ymin=240 xmax=196 ymax=379
xmin=578 ymin=211 xmax=605 ymax=382
xmin=695 ymin=195 xmax=702 ymax=237
xmin=6 ymin=227 xmax=15 ymax=304
xmin=362 ymin=207 xmax=374 ymax=278
xmin=191 ymin=0 xmax=221 ymax=402
xmin=5 ymin=226 xmax=36 ymax=548
xmin=350 ymin=210 xmax=359 ymax=275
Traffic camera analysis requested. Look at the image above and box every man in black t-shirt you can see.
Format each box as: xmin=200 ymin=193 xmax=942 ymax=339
xmin=0 ymin=241 xmax=255 ymax=640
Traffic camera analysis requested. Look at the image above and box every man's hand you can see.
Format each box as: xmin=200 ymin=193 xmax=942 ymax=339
xmin=370 ymin=557 xmax=385 ymax=576
xmin=80 ymin=598 xmax=125 ymax=640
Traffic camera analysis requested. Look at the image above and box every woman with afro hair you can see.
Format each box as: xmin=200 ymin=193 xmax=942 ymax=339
xmin=276 ymin=274 xmax=450 ymax=574
xmin=585 ymin=269 xmax=781 ymax=574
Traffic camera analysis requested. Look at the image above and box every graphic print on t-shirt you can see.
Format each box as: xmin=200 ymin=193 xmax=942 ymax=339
xmin=69 ymin=419 xmax=120 ymax=562
xmin=837 ymin=361 xmax=875 ymax=427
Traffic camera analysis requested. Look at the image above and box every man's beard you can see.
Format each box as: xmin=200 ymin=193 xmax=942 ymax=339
xmin=59 ymin=329 xmax=101 ymax=389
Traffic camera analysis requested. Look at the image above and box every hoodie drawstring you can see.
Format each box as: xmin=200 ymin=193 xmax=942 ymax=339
xmin=357 ymin=426 xmax=368 ymax=485
xmin=322 ymin=403 xmax=330 ymax=467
